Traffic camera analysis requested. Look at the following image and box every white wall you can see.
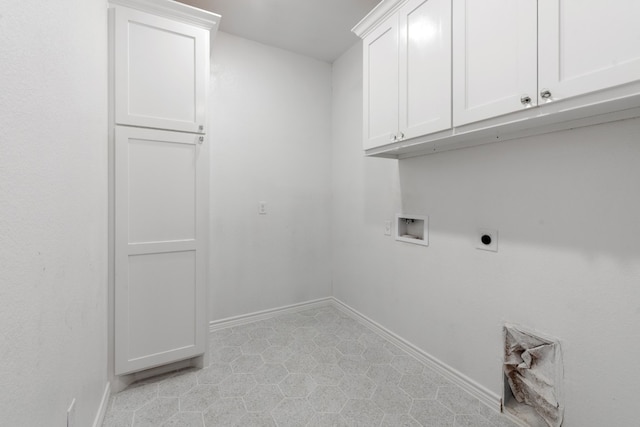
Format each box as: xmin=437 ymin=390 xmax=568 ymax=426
xmin=208 ymin=32 xmax=333 ymax=320
xmin=332 ymin=43 xmax=640 ymax=426
xmin=0 ymin=1 xmax=108 ymax=426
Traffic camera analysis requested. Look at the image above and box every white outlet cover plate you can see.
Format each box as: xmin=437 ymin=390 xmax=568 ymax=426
xmin=384 ymin=220 xmax=392 ymax=236
xmin=476 ymin=228 xmax=498 ymax=252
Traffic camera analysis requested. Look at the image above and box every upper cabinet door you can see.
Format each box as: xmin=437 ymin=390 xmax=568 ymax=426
xmin=538 ymin=0 xmax=640 ymax=102
xmin=452 ymin=0 xmax=537 ymax=126
xmin=114 ymin=6 xmax=208 ymax=133
xmin=363 ymin=14 xmax=400 ymax=150
xmin=399 ymin=0 xmax=452 ymax=137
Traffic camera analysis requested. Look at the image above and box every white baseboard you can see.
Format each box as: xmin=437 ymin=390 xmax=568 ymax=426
xmin=92 ymin=382 xmax=111 ymax=427
xmin=209 ymin=297 xmax=333 ymax=332
xmin=329 ymin=297 xmax=503 ymax=413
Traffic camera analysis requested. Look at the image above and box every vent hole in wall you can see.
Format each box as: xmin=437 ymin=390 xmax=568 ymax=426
xmin=503 ymin=324 xmax=564 ymax=427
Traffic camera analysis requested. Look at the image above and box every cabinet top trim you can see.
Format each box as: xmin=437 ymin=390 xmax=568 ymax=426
xmin=109 ymin=0 xmax=221 ymax=31
xmin=352 ymin=0 xmax=407 ymax=38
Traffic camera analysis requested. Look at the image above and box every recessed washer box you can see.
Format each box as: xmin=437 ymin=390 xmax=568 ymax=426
xmin=395 ymin=214 xmax=428 ymax=246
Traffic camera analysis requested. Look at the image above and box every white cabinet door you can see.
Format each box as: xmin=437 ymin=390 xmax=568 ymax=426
xmin=114 ymin=6 xmax=208 ymax=133
xmin=115 ymin=126 xmax=207 ymax=375
xmin=453 ymin=0 xmax=537 ymax=126
xmin=363 ymin=14 xmax=400 ymax=150
xmin=400 ymin=0 xmax=452 ymax=137
xmin=538 ymin=0 xmax=640 ymax=102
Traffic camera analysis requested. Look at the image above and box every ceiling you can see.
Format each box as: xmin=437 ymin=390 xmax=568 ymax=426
xmin=176 ymin=0 xmax=381 ymax=63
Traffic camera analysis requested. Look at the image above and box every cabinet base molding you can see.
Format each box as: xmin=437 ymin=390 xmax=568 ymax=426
xmin=366 ymin=88 xmax=640 ymax=159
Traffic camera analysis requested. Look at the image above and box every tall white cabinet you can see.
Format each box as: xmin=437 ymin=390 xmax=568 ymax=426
xmin=109 ymin=0 xmax=220 ymax=375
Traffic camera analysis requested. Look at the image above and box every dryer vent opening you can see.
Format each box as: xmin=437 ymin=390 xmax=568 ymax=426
xmin=503 ymin=324 xmax=564 ymax=427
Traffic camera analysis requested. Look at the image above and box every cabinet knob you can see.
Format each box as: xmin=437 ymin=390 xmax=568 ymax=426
xmin=390 ymin=133 xmax=397 ymax=141
xmin=520 ymin=95 xmax=532 ymax=106
xmin=198 ymin=125 xmax=204 ymax=131
xmin=540 ymin=89 xmax=552 ymax=99
xmin=399 ymin=132 xmax=405 ymax=140
xmin=198 ymin=136 xmax=204 ymax=144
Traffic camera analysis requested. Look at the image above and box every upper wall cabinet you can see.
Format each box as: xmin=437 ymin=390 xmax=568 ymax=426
xmin=452 ymin=0 xmax=537 ymax=126
xmin=354 ymin=0 xmax=640 ymax=158
xmin=361 ymin=0 xmax=451 ymax=150
xmin=113 ymin=5 xmax=209 ymax=133
xmin=364 ymin=14 xmax=400 ymax=150
xmin=538 ymin=0 xmax=640 ymax=102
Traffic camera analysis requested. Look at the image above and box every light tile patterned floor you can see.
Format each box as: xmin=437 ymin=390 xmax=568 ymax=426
xmin=103 ymin=306 xmax=519 ymax=427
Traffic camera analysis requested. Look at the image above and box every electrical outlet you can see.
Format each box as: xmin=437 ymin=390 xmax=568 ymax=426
xmin=67 ymin=398 xmax=76 ymax=427
xmin=384 ymin=220 xmax=392 ymax=236
xmin=476 ymin=228 xmax=498 ymax=252
xmin=258 ymin=201 xmax=267 ymax=215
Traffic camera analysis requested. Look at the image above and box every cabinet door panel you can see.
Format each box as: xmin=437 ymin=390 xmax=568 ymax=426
xmin=399 ymin=0 xmax=452 ymax=138
xmin=127 ymin=251 xmax=196 ymax=360
xmin=539 ymin=0 xmax=640 ymax=101
xmin=115 ymin=126 xmax=206 ymax=375
xmin=363 ymin=15 xmax=400 ymax=150
xmin=114 ymin=6 xmax=208 ymax=133
xmin=453 ymin=0 xmax=537 ymax=126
